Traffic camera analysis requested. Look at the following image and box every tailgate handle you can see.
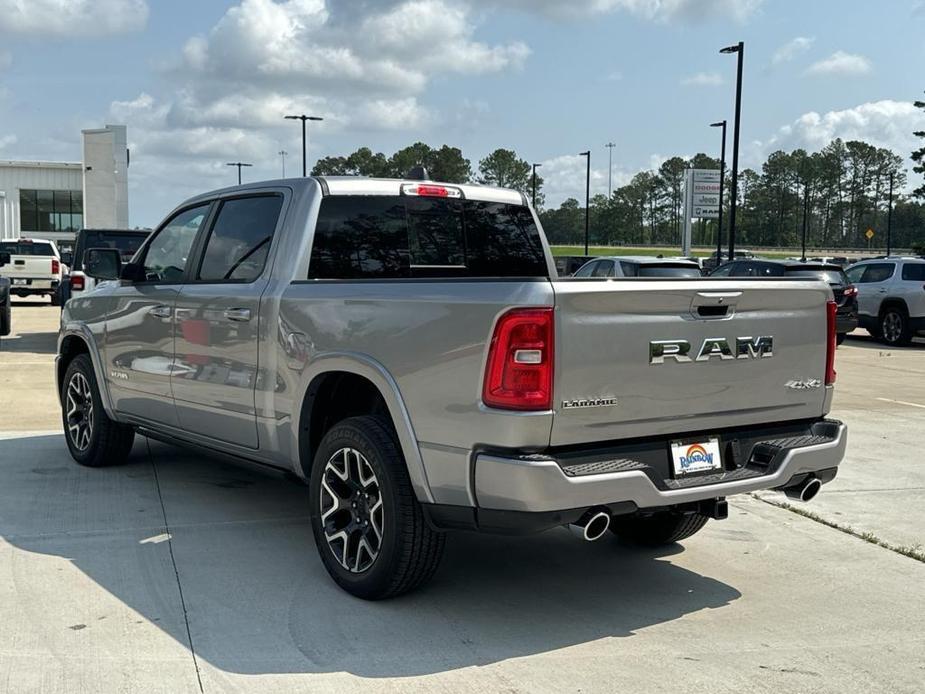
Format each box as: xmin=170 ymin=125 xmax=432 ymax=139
xmin=697 ymin=305 xmax=729 ymax=317
xmin=691 ymin=291 xmax=740 ymax=320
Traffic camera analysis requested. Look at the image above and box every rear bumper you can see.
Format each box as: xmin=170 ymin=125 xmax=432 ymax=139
xmin=836 ymin=307 xmax=858 ymax=334
xmin=472 ymin=419 xmax=846 ymax=514
xmin=9 ymin=279 xmax=57 ymax=292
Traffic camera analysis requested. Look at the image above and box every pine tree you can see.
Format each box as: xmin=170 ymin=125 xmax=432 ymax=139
xmin=912 ymin=92 xmax=925 ymax=199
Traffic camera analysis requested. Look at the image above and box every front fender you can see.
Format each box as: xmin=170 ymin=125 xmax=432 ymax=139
xmin=58 ymin=322 xmax=117 ymax=420
xmin=291 ymin=352 xmax=435 ymax=504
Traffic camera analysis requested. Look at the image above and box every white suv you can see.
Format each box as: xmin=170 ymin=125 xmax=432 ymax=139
xmin=845 ymin=257 xmax=925 ymax=345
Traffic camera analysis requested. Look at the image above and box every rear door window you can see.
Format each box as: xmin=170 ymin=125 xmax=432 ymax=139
xmin=592 ymin=260 xmax=615 ymax=277
xmin=573 ymin=261 xmax=599 ymax=277
xmin=901 ymin=263 xmax=925 ymax=281
xmin=858 ymin=263 xmax=895 ymax=283
xmin=197 ymin=195 xmax=284 ymax=282
xmin=308 ymin=195 xmax=547 ymax=279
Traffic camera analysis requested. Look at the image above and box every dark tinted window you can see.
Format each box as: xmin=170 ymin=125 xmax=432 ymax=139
xmin=198 ymin=196 xmax=283 ymax=282
xmin=619 ymin=261 xmax=638 ymax=277
xmin=901 ymin=263 xmax=925 ymax=281
xmin=308 ymin=196 xmax=547 ymax=279
xmin=310 ymin=197 xmax=410 ymax=279
xmin=638 ymin=264 xmax=702 ymax=278
xmin=0 ymin=241 xmax=55 ymax=256
xmin=858 ymin=263 xmax=895 ymax=283
xmin=710 ymin=262 xmax=736 ymax=277
xmin=592 ymin=260 xmax=615 ymax=277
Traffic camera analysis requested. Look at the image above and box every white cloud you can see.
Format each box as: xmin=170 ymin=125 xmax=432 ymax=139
xmin=771 ymin=36 xmax=814 ymax=65
xmin=0 ymin=0 xmax=148 ymax=36
xmin=539 ymin=154 xmax=612 ymax=207
xmin=603 ymin=70 xmax=623 ymax=82
xmin=0 ymin=134 xmax=16 ymax=151
xmin=681 ymin=71 xmax=724 ymax=87
xmin=757 ymin=100 xmax=922 ymax=164
xmin=805 ymin=51 xmax=872 ymax=76
xmin=474 ymin=0 xmax=763 ymax=22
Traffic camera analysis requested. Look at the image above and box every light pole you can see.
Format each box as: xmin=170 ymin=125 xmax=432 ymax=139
xmin=801 ymin=182 xmax=810 ymax=261
xmin=710 ymin=120 xmax=727 ymax=266
xmin=605 ymin=142 xmax=616 ymax=197
xmin=226 ymin=162 xmax=253 ymax=185
xmin=531 ymin=163 xmax=542 ymax=209
xmin=887 ymin=172 xmax=894 ymax=256
xmin=284 ymin=114 xmax=323 ymax=176
xmin=279 ymin=149 xmax=288 ymax=178
xmin=720 ymin=41 xmax=744 ymax=262
xmin=579 ymin=151 xmax=591 ymax=255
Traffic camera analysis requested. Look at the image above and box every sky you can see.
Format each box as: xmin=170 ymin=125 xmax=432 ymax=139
xmin=1 ymin=0 xmax=923 ymax=227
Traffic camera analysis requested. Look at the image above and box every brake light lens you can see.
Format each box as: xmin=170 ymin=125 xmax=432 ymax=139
xmin=400 ymin=183 xmax=462 ymax=199
xmin=482 ymin=308 xmax=554 ymax=411
xmin=51 ymin=258 xmax=60 ymax=275
xmin=825 ymin=300 xmax=837 ymax=385
xmin=70 ymin=273 xmax=85 ymax=291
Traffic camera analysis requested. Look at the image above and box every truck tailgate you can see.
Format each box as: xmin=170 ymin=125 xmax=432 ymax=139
xmin=550 ymin=278 xmax=832 ymax=446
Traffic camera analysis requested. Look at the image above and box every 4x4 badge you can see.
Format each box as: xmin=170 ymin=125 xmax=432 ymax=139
xmin=785 ymin=379 xmax=822 ymax=390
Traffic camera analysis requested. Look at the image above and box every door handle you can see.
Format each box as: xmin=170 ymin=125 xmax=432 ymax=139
xmin=223 ymin=308 xmax=252 ymax=322
xmin=150 ymin=305 xmax=172 ymax=318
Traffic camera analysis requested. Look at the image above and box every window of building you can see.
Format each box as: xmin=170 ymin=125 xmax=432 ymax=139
xmin=18 ymin=189 xmax=83 ymax=233
xmin=197 ymin=195 xmax=284 ymax=282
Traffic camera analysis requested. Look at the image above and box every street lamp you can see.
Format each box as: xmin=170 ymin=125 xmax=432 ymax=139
xmin=887 ymin=172 xmax=895 ymax=256
xmin=226 ymin=161 xmax=253 ymax=185
xmin=579 ymin=151 xmax=591 ymax=255
xmin=279 ymin=149 xmax=288 ymax=178
xmin=605 ymin=142 xmax=616 ymax=197
xmin=284 ymin=114 xmax=323 ymax=176
xmin=531 ymin=163 xmax=542 ymax=209
xmin=710 ymin=120 xmax=727 ymax=266
xmin=720 ymin=41 xmax=744 ymax=262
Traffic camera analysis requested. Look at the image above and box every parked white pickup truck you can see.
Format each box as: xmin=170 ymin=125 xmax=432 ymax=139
xmin=0 ymin=238 xmax=66 ymax=305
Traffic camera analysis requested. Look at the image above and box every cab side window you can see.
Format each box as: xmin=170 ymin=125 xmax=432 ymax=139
xmin=141 ymin=204 xmax=210 ymax=282
xmin=197 ymin=195 xmax=284 ymax=282
xmin=592 ymin=260 xmax=615 ymax=277
xmin=573 ymin=261 xmax=599 ymax=278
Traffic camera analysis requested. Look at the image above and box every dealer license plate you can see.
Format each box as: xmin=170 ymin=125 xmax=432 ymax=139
xmin=12 ymin=279 xmax=28 ymax=285
xmin=670 ymin=438 xmax=723 ymax=476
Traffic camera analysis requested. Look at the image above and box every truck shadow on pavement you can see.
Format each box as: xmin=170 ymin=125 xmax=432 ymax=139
xmin=0 ymin=433 xmax=741 ymax=678
xmin=0 ymin=328 xmax=58 ymax=353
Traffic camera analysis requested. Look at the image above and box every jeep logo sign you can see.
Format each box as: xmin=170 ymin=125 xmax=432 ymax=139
xmin=649 ymin=336 xmax=773 ymax=364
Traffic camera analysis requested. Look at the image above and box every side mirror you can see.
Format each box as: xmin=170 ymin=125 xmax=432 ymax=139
xmin=120 ymin=262 xmax=146 ymax=283
xmin=85 ymin=248 xmax=122 ymax=281
xmin=0 ymin=252 xmax=10 ymax=267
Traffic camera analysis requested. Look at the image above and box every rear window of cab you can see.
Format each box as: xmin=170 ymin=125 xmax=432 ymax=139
xmin=308 ymin=196 xmax=547 ymax=279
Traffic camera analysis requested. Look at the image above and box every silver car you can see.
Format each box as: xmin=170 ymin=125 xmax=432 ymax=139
xmin=845 ymin=257 xmax=925 ymax=345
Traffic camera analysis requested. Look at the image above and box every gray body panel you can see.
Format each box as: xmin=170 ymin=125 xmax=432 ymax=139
xmin=58 ymin=176 xmax=846 ymax=517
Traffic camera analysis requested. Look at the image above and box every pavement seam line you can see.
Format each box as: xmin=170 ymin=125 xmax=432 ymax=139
xmin=147 ymin=437 xmax=206 ymax=693
xmin=752 ymin=493 xmax=925 ymax=564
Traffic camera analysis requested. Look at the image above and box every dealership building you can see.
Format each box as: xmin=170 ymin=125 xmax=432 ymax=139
xmin=0 ymin=124 xmax=129 ymax=254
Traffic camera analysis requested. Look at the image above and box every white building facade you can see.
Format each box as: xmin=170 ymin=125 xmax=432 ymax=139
xmin=0 ymin=125 xmax=129 ymax=250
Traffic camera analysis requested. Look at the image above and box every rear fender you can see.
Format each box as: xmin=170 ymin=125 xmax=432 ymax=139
xmin=292 ymin=352 xmax=434 ymax=503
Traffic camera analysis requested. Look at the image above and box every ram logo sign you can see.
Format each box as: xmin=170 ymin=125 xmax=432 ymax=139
xmin=649 ymin=336 xmax=773 ymax=364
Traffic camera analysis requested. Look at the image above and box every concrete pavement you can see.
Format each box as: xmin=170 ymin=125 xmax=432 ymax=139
xmin=1 ymin=300 xmax=924 ymax=693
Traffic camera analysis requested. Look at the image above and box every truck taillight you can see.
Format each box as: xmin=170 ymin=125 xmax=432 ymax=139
xmin=482 ymin=308 xmax=554 ymax=411
xmin=825 ymin=300 xmax=837 ymax=385
xmin=70 ymin=273 xmax=85 ymax=291
xmin=52 ymin=258 xmax=60 ymax=275
xmin=843 ymin=286 xmax=857 ymax=298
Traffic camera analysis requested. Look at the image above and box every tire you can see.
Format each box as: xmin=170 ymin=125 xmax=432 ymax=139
xmin=836 ymin=333 xmax=846 ymax=346
xmin=0 ymin=299 xmax=9 ymax=337
xmin=879 ymin=307 xmax=912 ymax=346
xmin=61 ymin=354 xmax=135 ymax=467
xmin=611 ymin=511 xmax=709 ymax=546
xmin=50 ymin=291 xmax=61 ymax=307
xmin=309 ymin=415 xmax=445 ymax=600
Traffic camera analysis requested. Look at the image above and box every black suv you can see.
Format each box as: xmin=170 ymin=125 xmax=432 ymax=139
xmin=711 ymin=259 xmax=858 ymax=343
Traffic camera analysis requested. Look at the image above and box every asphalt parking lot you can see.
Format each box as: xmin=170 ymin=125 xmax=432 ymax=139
xmin=1 ymin=298 xmax=924 ymax=693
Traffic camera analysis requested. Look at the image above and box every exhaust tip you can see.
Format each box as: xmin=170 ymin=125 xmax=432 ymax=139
xmin=800 ymin=477 xmax=822 ymax=503
xmin=570 ymin=510 xmax=611 ymax=541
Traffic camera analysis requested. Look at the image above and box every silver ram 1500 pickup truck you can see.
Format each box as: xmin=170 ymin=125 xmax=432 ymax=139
xmin=58 ymin=175 xmax=847 ymax=599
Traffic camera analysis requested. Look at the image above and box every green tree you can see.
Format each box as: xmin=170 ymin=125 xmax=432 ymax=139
xmin=912 ymin=92 xmax=925 ymax=199
xmin=477 ymin=149 xmax=539 ymax=193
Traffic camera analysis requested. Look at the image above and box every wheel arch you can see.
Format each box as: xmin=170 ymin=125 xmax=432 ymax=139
xmin=57 ymin=325 xmax=116 ymax=418
xmin=293 ymin=354 xmax=434 ymax=503
xmin=879 ymin=297 xmax=909 ymax=316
